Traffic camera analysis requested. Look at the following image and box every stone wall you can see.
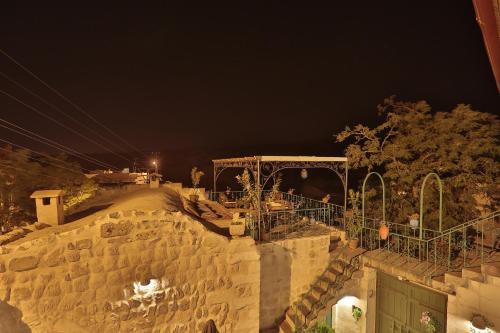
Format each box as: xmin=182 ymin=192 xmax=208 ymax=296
xmin=258 ymin=234 xmax=330 ymax=330
xmin=0 ymin=209 xmax=260 ymax=333
xmin=446 ymin=269 xmax=500 ymax=333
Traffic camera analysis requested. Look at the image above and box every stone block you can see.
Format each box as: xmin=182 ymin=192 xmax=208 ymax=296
xmin=77 ymin=239 xmax=93 ymax=250
xmin=118 ymin=255 xmax=130 ymax=269
xmin=45 ymin=281 xmax=62 ymax=297
xmin=70 ymin=263 xmax=90 ymax=279
xmin=38 ymin=295 xmax=62 ymax=316
xmin=11 ymin=286 xmax=32 ymax=301
xmin=73 ymin=275 xmax=90 ymax=292
xmin=65 ymin=250 xmax=80 ymax=262
xmin=107 ymin=270 xmax=122 ymax=284
xmin=9 ymin=256 xmax=38 ymax=271
xmin=100 ymin=221 xmax=132 ymax=238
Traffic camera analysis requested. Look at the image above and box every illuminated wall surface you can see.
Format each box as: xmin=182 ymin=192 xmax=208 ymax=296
xmin=332 ymin=296 xmax=363 ymax=333
xmin=0 ymin=190 xmax=499 ymax=333
xmin=0 ymin=208 xmax=260 ymax=333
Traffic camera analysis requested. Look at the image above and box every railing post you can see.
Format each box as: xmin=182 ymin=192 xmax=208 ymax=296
xmin=463 ymin=227 xmax=467 ymax=268
xmin=448 ymin=233 xmax=451 ymax=270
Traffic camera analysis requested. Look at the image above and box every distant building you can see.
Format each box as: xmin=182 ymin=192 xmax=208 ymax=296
xmin=85 ymin=171 xmax=148 ymax=186
xmin=30 ymin=190 xmax=64 ymax=225
xmin=149 ymin=173 xmax=162 ymax=188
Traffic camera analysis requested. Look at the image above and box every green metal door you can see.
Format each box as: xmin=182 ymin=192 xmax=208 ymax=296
xmin=376 ymin=272 xmax=447 ymax=333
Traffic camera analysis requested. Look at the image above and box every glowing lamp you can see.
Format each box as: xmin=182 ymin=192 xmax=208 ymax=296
xmin=300 ymin=168 xmax=308 ymax=179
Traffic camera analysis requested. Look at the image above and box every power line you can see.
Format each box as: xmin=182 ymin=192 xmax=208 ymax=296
xmin=0 ymin=48 xmax=146 ymax=158
xmin=0 ymin=70 xmax=131 ymax=155
xmin=0 ymin=137 xmax=93 ymax=173
xmin=0 ymin=88 xmax=132 ymax=163
xmin=0 ymin=145 xmax=88 ymax=175
xmin=0 ymin=117 xmax=118 ymax=170
xmin=0 ymin=161 xmax=62 ymax=181
xmin=0 ymin=119 xmax=116 ymax=171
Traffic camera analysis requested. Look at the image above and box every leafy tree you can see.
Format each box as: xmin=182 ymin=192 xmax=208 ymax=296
xmin=336 ymin=96 xmax=499 ymax=229
xmin=0 ymin=147 xmax=98 ymax=231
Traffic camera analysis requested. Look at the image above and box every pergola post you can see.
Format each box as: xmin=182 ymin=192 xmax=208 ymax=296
xmin=213 ymin=164 xmax=216 ymax=193
xmin=256 ymin=159 xmax=261 ymax=241
xmin=344 ymin=160 xmax=348 ymax=227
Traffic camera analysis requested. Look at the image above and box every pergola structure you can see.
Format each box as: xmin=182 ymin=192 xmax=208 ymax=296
xmin=212 ymin=156 xmax=349 ymax=238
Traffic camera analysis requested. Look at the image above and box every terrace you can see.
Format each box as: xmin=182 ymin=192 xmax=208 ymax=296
xmin=210 ymin=155 xmax=348 ymax=242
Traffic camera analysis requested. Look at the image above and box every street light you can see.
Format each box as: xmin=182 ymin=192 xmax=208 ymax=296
xmin=152 ymin=160 xmax=158 ymax=174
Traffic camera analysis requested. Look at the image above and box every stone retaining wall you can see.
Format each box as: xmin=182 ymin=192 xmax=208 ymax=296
xmin=258 ymin=234 xmax=330 ymax=330
xmin=0 ymin=209 xmax=260 ymax=333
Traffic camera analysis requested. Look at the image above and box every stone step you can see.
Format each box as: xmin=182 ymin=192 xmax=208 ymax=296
xmin=430 ymin=275 xmax=454 ymax=294
xmin=279 ymin=318 xmax=294 ymax=333
xmin=462 ymin=266 xmax=484 ymax=282
xmin=311 ymin=285 xmax=326 ymax=299
xmin=285 ymin=309 xmax=300 ymax=329
xmin=444 ymin=271 xmax=467 ymax=290
xmin=481 ymin=262 xmax=500 ymax=278
xmin=325 ymin=267 xmax=342 ymax=280
xmin=303 ymin=294 xmax=317 ymax=310
xmin=331 ymin=259 xmax=347 ymax=272
xmin=296 ymin=303 xmax=310 ymax=323
xmin=318 ymin=276 xmax=334 ymax=290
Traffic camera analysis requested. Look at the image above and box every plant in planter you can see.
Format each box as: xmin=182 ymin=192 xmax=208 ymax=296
xmin=470 ymin=313 xmax=494 ymax=332
xmin=346 ymin=189 xmax=363 ymax=248
xmin=236 ymin=169 xmax=259 ymax=210
xmin=190 ymin=167 xmax=205 ymax=202
xmin=229 ymin=212 xmax=246 ymax=237
xmin=420 ymin=311 xmax=439 ymax=333
xmin=352 ymin=305 xmax=363 ymax=322
xmin=265 ymin=173 xmax=282 ymax=203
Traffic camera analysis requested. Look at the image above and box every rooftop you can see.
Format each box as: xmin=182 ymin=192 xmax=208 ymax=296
xmin=30 ymin=190 xmax=64 ymax=198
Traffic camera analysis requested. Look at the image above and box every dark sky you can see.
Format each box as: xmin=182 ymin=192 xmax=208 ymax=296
xmin=0 ymin=2 xmax=498 ymax=171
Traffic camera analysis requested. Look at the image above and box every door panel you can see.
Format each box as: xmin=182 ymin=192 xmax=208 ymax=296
xmin=376 ymin=272 xmax=447 ymax=333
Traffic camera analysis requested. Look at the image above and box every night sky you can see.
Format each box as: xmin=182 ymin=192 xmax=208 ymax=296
xmin=0 ymin=2 xmax=498 ymax=181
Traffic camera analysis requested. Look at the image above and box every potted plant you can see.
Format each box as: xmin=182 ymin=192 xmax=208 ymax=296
xmin=352 ymin=305 xmax=362 ymax=322
xmin=409 ymin=213 xmax=419 ymax=230
xmin=236 ymin=169 xmax=259 ymax=209
xmin=420 ymin=311 xmax=439 ymax=333
xmin=190 ymin=167 xmax=205 ymax=202
xmin=229 ymin=212 xmax=246 ymax=237
xmin=346 ymin=190 xmax=363 ymax=249
xmin=379 ymin=220 xmax=389 ymax=240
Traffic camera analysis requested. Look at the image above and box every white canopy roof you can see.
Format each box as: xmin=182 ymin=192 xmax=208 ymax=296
xmin=213 ymin=155 xmax=347 ymax=163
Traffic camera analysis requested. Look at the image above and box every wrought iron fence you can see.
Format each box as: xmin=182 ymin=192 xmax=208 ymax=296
xmin=357 ymin=211 xmax=500 ymax=276
xmin=208 ymin=190 xmax=345 ymax=241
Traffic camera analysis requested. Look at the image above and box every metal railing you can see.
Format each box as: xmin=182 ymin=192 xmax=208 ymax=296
xmin=357 ymin=211 xmax=500 ymax=276
xmin=208 ymin=190 xmax=345 ymax=241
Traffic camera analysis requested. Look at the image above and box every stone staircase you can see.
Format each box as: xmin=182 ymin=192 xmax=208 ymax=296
xmin=278 ymin=246 xmax=365 ymax=333
xmin=430 ymin=261 xmax=500 ymax=295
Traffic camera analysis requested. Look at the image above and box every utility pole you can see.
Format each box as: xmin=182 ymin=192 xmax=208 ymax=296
xmin=151 ymin=152 xmax=159 ymax=174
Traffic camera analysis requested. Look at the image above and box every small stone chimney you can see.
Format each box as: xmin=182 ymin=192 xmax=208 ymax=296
xmin=30 ymin=190 xmax=65 ymax=225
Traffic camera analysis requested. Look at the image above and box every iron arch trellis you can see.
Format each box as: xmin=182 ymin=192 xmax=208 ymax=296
xmin=419 ymin=172 xmax=443 ymax=238
xmin=361 ymin=171 xmax=386 ymax=224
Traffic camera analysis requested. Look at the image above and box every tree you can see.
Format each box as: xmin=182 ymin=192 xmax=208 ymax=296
xmin=0 ymin=147 xmax=98 ymax=231
xmin=336 ymin=96 xmax=499 ymax=229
